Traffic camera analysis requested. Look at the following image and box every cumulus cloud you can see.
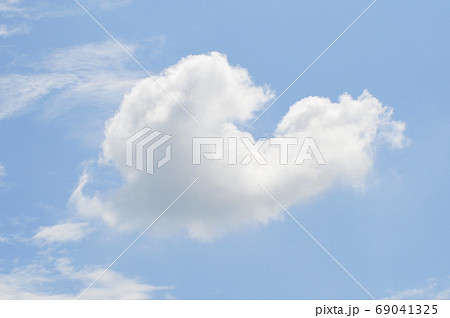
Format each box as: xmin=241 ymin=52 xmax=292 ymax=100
xmin=385 ymin=278 xmax=450 ymax=300
xmin=32 ymin=222 xmax=91 ymax=244
xmin=0 ymin=258 xmax=172 ymax=299
xmin=70 ymin=52 xmax=409 ymax=241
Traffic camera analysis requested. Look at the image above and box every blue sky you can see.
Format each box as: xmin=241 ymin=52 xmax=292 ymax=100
xmin=0 ymin=0 xmax=449 ymax=299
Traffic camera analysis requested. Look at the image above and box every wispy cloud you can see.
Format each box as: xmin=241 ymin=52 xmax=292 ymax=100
xmin=0 ymin=40 xmax=143 ymax=120
xmin=0 ymin=0 xmax=24 ymax=14
xmin=32 ymin=222 xmax=91 ymax=244
xmin=0 ymin=162 xmax=6 ymax=188
xmin=0 ymin=1 xmax=28 ymax=33
xmin=0 ymin=0 xmax=135 ymax=39
xmin=95 ymin=0 xmax=135 ymax=10
xmin=385 ymin=278 xmax=450 ymax=300
xmin=0 ymin=0 xmax=135 ymax=19
xmin=0 ymin=257 xmax=172 ymax=299
xmin=0 ymin=163 xmax=5 ymax=177
xmin=0 ymin=23 xmax=28 ymax=37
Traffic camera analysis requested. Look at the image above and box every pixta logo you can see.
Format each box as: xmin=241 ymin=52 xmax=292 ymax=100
xmin=126 ymin=127 xmax=172 ymax=175
xmin=126 ymin=128 xmax=326 ymax=175
xmin=192 ymin=137 xmax=325 ymax=165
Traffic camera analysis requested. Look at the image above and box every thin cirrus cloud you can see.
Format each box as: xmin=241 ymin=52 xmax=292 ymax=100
xmin=384 ymin=278 xmax=450 ymax=300
xmin=0 ymin=163 xmax=6 ymax=188
xmin=0 ymin=23 xmax=28 ymax=37
xmin=0 ymin=0 xmax=135 ymax=20
xmin=0 ymin=40 xmax=142 ymax=120
xmin=95 ymin=0 xmax=135 ymax=9
xmin=0 ymin=257 xmax=172 ymax=299
xmin=69 ymin=51 xmax=409 ymax=242
xmin=0 ymin=0 xmax=28 ymax=37
xmin=0 ymin=163 xmax=5 ymax=177
xmin=32 ymin=222 xmax=91 ymax=244
xmin=0 ymin=0 xmax=23 ymax=14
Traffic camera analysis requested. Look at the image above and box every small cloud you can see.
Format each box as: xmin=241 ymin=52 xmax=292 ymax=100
xmin=0 ymin=24 xmax=28 ymax=37
xmin=0 ymin=163 xmax=5 ymax=177
xmin=32 ymin=222 xmax=91 ymax=244
xmin=0 ymin=257 xmax=172 ymax=299
xmin=385 ymin=278 xmax=450 ymax=300
xmin=0 ymin=0 xmax=23 ymax=14
xmin=0 ymin=163 xmax=6 ymax=187
xmin=0 ymin=233 xmax=27 ymax=245
xmin=95 ymin=0 xmax=135 ymax=9
xmin=0 ymin=0 xmax=134 ymax=21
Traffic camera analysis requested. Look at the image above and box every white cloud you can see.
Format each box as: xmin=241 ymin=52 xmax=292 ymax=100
xmin=0 ymin=0 xmax=23 ymax=13
xmin=0 ymin=40 xmax=143 ymax=122
xmin=32 ymin=222 xmax=91 ymax=244
xmin=0 ymin=0 xmax=64 ymax=15
xmin=0 ymin=233 xmax=28 ymax=245
xmin=0 ymin=0 xmax=26 ymax=36
xmin=385 ymin=278 xmax=450 ymax=300
xmin=0 ymin=73 xmax=72 ymax=119
xmin=0 ymin=163 xmax=5 ymax=177
xmin=0 ymin=162 xmax=6 ymax=188
xmin=95 ymin=0 xmax=135 ymax=9
xmin=0 ymin=23 xmax=28 ymax=37
xmin=0 ymin=258 xmax=172 ymax=299
xmin=70 ymin=52 xmax=409 ymax=241
xmin=0 ymin=0 xmax=134 ymax=20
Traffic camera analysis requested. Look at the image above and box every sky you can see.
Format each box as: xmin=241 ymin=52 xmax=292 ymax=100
xmin=0 ymin=0 xmax=449 ymax=299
